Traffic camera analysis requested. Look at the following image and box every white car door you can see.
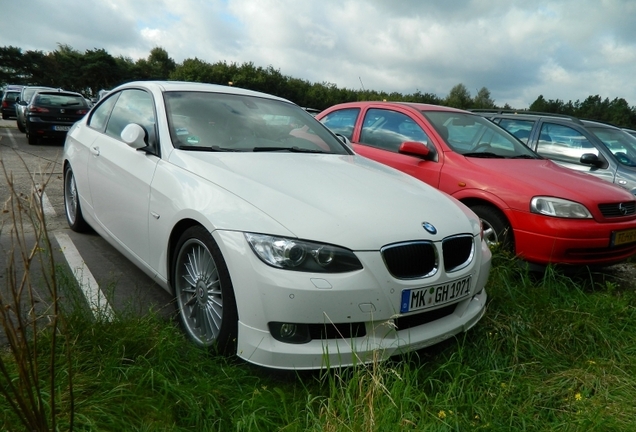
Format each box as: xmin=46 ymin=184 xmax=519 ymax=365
xmin=87 ymin=89 xmax=160 ymax=265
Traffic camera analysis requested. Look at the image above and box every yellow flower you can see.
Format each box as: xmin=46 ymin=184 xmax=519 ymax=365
xmin=587 ymin=360 xmax=596 ymax=365
xmin=438 ymin=410 xmax=447 ymax=419
xmin=575 ymin=393 xmax=582 ymax=401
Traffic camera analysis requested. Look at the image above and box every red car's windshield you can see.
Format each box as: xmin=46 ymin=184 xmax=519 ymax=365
xmin=423 ymin=111 xmax=540 ymax=159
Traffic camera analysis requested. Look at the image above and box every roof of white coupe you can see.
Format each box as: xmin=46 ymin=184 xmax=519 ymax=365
xmin=115 ymin=80 xmax=293 ymax=104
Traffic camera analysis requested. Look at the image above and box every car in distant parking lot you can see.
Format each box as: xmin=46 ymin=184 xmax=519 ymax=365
xmin=15 ymin=85 xmax=57 ymax=132
xmin=62 ymin=81 xmax=491 ymax=370
xmin=25 ymin=89 xmax=90 ymax=145
xmin=472 ymin=110 xmax=636 ymax=196
xmin=1 ymin=85 xmax=23 ymax=119
xmin=317 ymin=101 xmax=636 ymax=268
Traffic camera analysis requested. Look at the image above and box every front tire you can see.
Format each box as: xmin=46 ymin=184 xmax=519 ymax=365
xmin=64 ymin=165 xmax=90 ymax=232
xmin=470 ymin=204 xmax=513 ymax=252
xmin=17 ymin=120 xmax=25 ymax=133
xmin=173 ymin=226 xmax=238 ymax=355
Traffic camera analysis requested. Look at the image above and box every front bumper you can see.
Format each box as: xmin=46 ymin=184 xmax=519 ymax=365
xmin=214 ymin=230 xmax=491 ymax=370
xmin=511 ymin=209 xmax=636 ymax=265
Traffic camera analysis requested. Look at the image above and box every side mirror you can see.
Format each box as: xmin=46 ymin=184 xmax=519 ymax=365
xmin=334 ymin=133 xmax=353 ymax=150
xmin=121 ymin=123 xmax=148 ymax=149
xmin=580 ymin=153 xmax=606 ymax=168
xmin=399 ymin=141 xmax=432 ymax=159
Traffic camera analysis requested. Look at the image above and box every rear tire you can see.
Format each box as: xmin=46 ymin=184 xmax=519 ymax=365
xmin=172 ymin=226 xmax=238 ymax=355
xmin=1 ymin=113 xmax=7 ymax=120
xmin=17 ymin=120 xmax=25 ymax=133
xmin=64 ymin=165 xmax=90 ymax=232
xmin=27 ymin=132 xmax=38 ymax=145
xmin=470 ymin=204 xmax=513 ymax=252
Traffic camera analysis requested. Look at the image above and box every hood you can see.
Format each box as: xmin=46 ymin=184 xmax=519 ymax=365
xmin=450 ymin=155 xmax=635 ymax=211
xmin=168 ymin=151 xmax=479 ymax=250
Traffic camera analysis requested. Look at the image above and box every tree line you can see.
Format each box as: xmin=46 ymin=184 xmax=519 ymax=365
xmin=2 ymin=44 xmax=635 ymax=128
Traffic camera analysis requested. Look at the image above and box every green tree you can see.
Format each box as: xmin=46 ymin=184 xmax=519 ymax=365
xmin=529 ymin=95 xmax=566 ymax=113
xmin=473 ymin=87 xmax=495 ymax=109
xmin=170 ymin=57 xmax=216 ymax=83
xmin=445 ymin=83 xmax=472 ymax=109
xmin=0 ymin=46 xmax=25 ymax=85
xmin=134 ymin=47 xmax=176 ymax=80
xmin=574 ymin=95 xmax=608 ymax=120
xmin=80 ymin=49 xmax=122 ymax=96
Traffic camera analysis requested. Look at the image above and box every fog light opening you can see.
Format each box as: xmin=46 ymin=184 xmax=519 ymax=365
xmin=269 ymin=322 xmax=311 ymax=344
xmin=280 ymin=323 xmax=297 ymax=338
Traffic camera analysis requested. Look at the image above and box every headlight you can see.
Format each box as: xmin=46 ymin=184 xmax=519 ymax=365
xmin=530 ymin=197 xmax=592 ymax=218
xmin=244 ymin=233 xmax=363 ymax=273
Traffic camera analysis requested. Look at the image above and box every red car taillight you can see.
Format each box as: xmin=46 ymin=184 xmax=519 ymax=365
xmin=29 ymin=106 xmax=49 ymax=113
xmin=1 ymin=101 xmax=7 ymax=108
xmin=77 ymin=109 xmax=88 ymax=115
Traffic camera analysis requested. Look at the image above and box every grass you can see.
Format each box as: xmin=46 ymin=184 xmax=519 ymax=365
xmin=1 ymin=158 xmax=635 ymax=430
xmin=2 ymin=250 xmax=635 ymax=431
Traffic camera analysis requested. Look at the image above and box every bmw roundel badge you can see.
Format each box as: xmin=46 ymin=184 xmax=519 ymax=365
xmin=422 ymin=222 xmax=437 ymax=234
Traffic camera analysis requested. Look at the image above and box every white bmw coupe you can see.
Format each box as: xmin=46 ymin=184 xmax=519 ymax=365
xmin=63 ymin=81 xmax=490 ymax=370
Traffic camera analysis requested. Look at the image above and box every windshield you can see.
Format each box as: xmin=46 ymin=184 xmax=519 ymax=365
xmin=422 ymin=111 xmax=539 ymax=159
xmin=588 ymin=126 xmax=636 ymax=167
xmin=3 ymin=91 xmax=19 ymax=102
xmin=34 ymin=93 xmax=86 ymax=107
xmin=164 ymin=91 xmax=350 ymax=154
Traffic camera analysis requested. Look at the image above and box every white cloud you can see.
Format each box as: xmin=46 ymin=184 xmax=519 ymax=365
xmin=1 ymin=0 xmax=635 ymax=108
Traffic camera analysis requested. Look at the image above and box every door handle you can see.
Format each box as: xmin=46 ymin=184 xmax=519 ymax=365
xmin=90 ymin=146 xmax=100 ymax=156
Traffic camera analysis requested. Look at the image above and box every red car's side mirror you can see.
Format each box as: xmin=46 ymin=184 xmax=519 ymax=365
xmin=399 ymin=141 xmax=431 ymax=159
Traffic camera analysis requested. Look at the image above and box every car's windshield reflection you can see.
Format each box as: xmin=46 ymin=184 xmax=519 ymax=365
xmin=165 ymin=92 xmax=348 ymax=154
xmin=422 ymin=111 xmax=540 ymax=159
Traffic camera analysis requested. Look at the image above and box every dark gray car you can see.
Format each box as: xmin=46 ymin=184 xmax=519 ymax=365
xmin=15 ymin=86 xmax=57 ymax=132
xmin=473 ymin=110 xmax=636 ymax=196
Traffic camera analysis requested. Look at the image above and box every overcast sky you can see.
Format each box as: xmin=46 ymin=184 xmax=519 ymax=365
xmin=2 ymin=0 xmax=636 ymax=108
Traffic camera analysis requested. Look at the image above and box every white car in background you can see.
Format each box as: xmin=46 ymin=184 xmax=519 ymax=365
xmin=63 ymin=81 xmax=490 ymax=370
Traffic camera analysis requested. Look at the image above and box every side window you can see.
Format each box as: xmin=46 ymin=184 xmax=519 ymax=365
xmin=498 ymin=118 xmax=535 ymax=144
xmin=88 ymin=93 xmax=119 ymax=132
xmin=105 ymin=89 xmax=156 ymax=146
xmin=320 ymin=108 xmax=360 ymax=140
xmin=360 ymin=109 xmax=430 ymax=152
xmin=537 ymin=123 xmax=598 ymax=165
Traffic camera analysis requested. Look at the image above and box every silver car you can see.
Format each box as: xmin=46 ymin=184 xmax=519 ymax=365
xmin=15 ymin=86 xmax=56 ymax=132
xmin=475 ymin=111 xmax=636 ymax=196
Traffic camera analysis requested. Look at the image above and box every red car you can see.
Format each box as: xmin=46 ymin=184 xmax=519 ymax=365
xmin=317 ymin=102 xmax=636 ymax=267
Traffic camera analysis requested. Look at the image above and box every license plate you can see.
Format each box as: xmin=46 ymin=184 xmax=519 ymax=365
xmin=611 ymin=228 xmax=636 ymax=246
xmin=400 ymin=276 xmax=472 ymax=314
xmin=53 ymin=125 xmax=70 ymax=131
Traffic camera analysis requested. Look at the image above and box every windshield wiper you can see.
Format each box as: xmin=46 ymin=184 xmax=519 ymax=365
xmin=252 ymin=146 xmax=325 ymax=153
xmin=177 ymin=145 xmax=242 ymax=152
xmin=62 ymin=102 xmax=81 ymax=107
xmin=462 ymin=152 xmax=505 ymax=158
xmin=509 ymin=154 xmax=538 ymax=159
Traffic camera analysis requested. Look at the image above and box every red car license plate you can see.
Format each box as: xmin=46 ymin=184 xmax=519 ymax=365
xmin=611 ymin=228 xmax=636 ymax=246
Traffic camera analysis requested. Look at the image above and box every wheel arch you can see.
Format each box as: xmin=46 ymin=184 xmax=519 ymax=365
xmin=458 ymin=197 xmax=516 ymax=247
xmin=167 ymin=218 xmax=206 ymax=292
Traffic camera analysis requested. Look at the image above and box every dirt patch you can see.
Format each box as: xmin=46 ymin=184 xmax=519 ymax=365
xmin=599 ymin=261 xmax=636 ymax=290
xmin=567 ymin=261 xmax=636 ymax=292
